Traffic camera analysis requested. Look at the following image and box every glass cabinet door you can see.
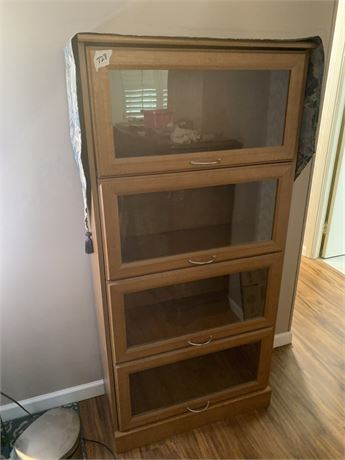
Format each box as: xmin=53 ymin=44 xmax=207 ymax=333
xmin=87 ymin=47 xmax=308 ymax=176
xmin=108 ymin=253 xmax=282 ymax=362
xmin=109 ymin=69 xmax=288 ymax=156
xmin=118 ymin=180 xmax=277 ymax=263
xmin=130 ymin=343 xmax=260 ymax=415
xmin=115 ymin=329 xmax=272 ymax=429
xmin=100 ymin=163 xmax=292 ymax=280
xmin=124 ymin=269 xmax=268 ymax=346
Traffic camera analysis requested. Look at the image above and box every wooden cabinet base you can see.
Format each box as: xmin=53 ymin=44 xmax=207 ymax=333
xmin=114 ymin=386 xmax=271 ymax=452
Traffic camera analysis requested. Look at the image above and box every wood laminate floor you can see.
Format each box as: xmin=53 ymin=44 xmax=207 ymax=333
xmin=80 ymin=257 xmax=345 ymax=459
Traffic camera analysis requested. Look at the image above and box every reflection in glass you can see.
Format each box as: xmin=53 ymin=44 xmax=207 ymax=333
xmin=109 ymin=69 xmax=289 ymax=157
xmin=125 ymin=269 xmax=268 ymax=348
xmin=118 ymin=180 xmax=277 ymax=263
xmin=129 ymin=342 xmax=260 ymax=415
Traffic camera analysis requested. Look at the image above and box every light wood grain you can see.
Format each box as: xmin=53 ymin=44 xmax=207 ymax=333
xmin=80 ymin=257 xmax=345 ymax=458
xmin=76 ymin=41 xmax=119 ymax=430
xmin=77 ymin=33 xmax=316 ymax=50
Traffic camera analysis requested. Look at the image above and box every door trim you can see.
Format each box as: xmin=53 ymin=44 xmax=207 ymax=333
xmin=108 ymin=253 xmax=283 ymax=363
xmin=86 ymin=46 xmax=307 ymax=177
xmin=115 ymin=328 xmax=273 ymax=430
xmin=99 ymin=163 xmax=294 ymax=280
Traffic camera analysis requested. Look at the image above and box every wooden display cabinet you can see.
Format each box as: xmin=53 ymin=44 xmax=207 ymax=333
xmin=70 ymin=33 xmax=312 ymax=452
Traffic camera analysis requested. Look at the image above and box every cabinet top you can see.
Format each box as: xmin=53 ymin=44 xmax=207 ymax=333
xmin=74 ymin=33 xmax=316 ymax=51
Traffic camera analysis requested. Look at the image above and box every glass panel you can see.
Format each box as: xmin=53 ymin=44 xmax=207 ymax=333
xmin=118 ymin=180 xmax=277 ymax=263
xmin=109 ymin=69 xmax=289 ymax=158
xmin=129 ymin=342 xmax=260 ymax=415
xmin=125 ymin=268 xmax=268 ymax=347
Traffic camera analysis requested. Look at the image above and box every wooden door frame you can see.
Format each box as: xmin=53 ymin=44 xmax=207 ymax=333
xmin=114 ymin=328 xmax=273 ymax=430
xmin=304 ymin=1 xmax=345 ymax=259
xmin=107 ymin=253 xmax=283 ymax=363
xmin=86 ymin=45 xmax=307 ymax=177
xmin=99 ymin=163 xmax=293 ymax=280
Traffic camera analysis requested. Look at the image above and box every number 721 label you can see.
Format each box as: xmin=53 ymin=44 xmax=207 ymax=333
xmin=94 ymin=50 xmax=113 ymax=72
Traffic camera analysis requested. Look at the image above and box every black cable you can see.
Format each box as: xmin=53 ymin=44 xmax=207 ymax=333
xmin=0 ymin=392 xmax=33 ymax=417
xmin=1 ymin=415 xmax=10 ymax=445
xmin=82 ymin=437 xmax=116 ymax=458
xmin=0 ymin=393 xmax=116 ymax=458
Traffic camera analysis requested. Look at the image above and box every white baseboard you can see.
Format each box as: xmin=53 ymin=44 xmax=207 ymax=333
xmin=0 ymin=379 xmax=105 ymax=421
xmin=273 ymin=331 xmax=293 ymax=348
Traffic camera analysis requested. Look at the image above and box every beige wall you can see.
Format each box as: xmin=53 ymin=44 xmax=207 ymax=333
xmin=1 ymin=0 xmax=337 ymax=402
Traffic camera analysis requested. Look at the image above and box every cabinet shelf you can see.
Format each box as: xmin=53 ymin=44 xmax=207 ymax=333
xmin=113 ymin=124 xmax=243 ymax=158
xmin=122 ymin=223 xmax=232 ymax=262
xmin=129 ymin=341 xmax=260 ymax=416
xmin=126 ymin=290 xmax=241 ymax=347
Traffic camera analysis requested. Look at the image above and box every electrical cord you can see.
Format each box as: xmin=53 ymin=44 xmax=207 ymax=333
xmin=82 ymin=437 xmax=116 ymax=458
xmin=1 ymin=415 xmax=10 ymax=445
xmin=0 ymin=392 xmax=116 ymax=458
xmin=1 ymin=392 xmax=34 ymax=454
xmin=0 ymin=391 xmax=33 ymax=418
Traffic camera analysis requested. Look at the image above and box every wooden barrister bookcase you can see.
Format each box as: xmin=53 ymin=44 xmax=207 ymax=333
xmin=72 ymin=34 xmax=312 ymax=452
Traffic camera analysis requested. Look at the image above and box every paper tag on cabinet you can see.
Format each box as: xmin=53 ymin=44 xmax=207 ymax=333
xmin=94 ymin=50 xmax=112 ymax=71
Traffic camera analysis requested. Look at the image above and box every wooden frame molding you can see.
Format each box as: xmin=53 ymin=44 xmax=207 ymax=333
xmin=99 ymin=163 xmax=294 ymax=280
xmin=77 ymin=33 xmax=316 ymax=50
xmin=86 ymin=46 xmax=307 ymax=177
xmin=114 ymin=386 xmax=272 ymax=452
xmin=115 ymin=328 xmax=273 ymax=430
xmin=108 ymin=253 xmax=283 ymax=363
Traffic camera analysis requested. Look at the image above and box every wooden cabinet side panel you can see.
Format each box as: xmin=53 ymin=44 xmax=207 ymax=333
xmin=76 ymin=41 xmax=119 ymax=430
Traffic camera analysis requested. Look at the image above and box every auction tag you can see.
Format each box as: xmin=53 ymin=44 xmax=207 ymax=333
xmin=94 ymin=50 xmax=112 ymax=71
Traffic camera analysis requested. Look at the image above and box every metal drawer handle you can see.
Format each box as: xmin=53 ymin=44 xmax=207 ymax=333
xmin=188 ymin=256 xmax=216 ymax=265
xmin=190 ymin=159 xmax=221 ymax=166
xmin=186 ymin=401 xmax=210 ymax=413
xmin=188 ymin=336 xmax=213 ymax=347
